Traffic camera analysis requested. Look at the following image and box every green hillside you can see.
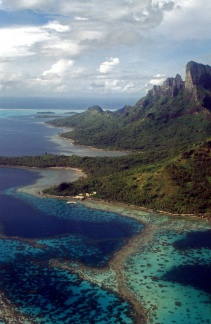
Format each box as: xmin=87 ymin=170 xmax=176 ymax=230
xmin=0 ymin=141 xmax=210 ymax=216
xmin=44 ymin=61 xmax=211 ymax=216
xmin=1 ymin=61 xmax=210 ymax=217
xmin=48 ymin=63 xmax=211 ymax=158
xmin=42 ymin=140 xmax=210 ymax=216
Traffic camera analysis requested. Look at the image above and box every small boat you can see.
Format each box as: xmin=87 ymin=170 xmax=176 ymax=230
xmin=67 ymin=201 xmax=77 ymax=204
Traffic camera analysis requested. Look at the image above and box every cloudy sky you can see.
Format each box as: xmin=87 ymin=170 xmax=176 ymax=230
xmin=0 ymin=0 xmax=210 ymax=104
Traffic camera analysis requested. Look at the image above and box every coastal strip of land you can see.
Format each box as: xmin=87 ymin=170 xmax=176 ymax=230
xmin=14 ymin=167 xmax=211 ymax=324
xmin=16 ymin=164 xmax=209 ymax=221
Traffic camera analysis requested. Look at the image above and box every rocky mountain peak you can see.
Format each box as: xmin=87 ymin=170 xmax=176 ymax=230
xmin=148 ymin=74 xmax=184 ymax=98
xmin=87 ymin=105 xmax=103 ymax=113
xmin=185 ymin=61 xmax=211 ymax=92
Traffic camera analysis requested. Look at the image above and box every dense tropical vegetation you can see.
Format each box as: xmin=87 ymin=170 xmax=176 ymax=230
xmin=0 ymin=140 xmax=210 ymax=216
xmin=1 ymin=61 xmax=211 ymax=217
xmin=48 ymin=92 xmax=211 ymax=157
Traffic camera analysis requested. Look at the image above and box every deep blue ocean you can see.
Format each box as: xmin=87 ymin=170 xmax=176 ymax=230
xmin=0 ymin=106 xmax=210 ymax=324
xmin=0 ymin=167 xmax=143 ymax=323
xmin=0 ymin=108 xmax=126 ymax=157
xmin=0 ymin=107 xmax=142 ymax=323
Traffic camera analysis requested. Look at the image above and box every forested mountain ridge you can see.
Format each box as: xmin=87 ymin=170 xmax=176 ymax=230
xmin=1 ymin=61 xmax=210 ymax=216
xmin=48 ymin=61 xmax=211 ymax=157
xmin=42 ymin=61 xmax=211 ymax=216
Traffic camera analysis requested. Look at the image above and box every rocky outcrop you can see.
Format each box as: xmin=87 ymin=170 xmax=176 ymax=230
xmin=185 ymin=61 xmax=211 ymax=111
xmin=185 ymin=61 xmax=211 ymax=92
xmin=148 ymin=74 xmax=184 ymax=98
xmin=147 ymin=61 xmax=211 ymax=112
xmin=148 ymin=61 xmax=211 ymax=101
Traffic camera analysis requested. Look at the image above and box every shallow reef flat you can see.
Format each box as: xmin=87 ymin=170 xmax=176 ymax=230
xmin=18 ymin=167 xmax=85 ymax=197
xmin=0 ymin=290 xmax=34 ymax=324
xmin=0 ymin=254 xmax=135 ymax=324
xmin=0 ymin=175 xmax=143 ymax=323
xmin=0 ymin=171 xmax=210 ymax=324
xmin=0 ymin=231 xmax=136 ymax=324
xmin=123 ymin=225 xmax=211 ymax=323
xmin=78 ymin=200 xmax=211 ymax=324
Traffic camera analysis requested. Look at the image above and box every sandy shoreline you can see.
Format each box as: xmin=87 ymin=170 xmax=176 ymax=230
xmin=57 ymin=133 xmax=131 ymax=154
xmin=80 ymin=198 xmax=211 ymax=223
xmin=16 ymin=167 xmax=150 ymax=323
xmin=46 ymin=128 xmax=130 ymax=157
xmin=17 ymin=165 xmax=210 ymax=222
xmin=17 ymin=166 xmax=86 ymax=197
xmin=6 ymin=166 xmax=211 ymax=324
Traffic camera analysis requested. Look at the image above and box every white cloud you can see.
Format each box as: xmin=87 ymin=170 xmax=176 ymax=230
xmin=0 ymin=23 xmax=82 ymax=61
xmin=41 ymin=59 xmax=74 ymax=79
xmin=104 ymin=80 xmax=122 ymax=92
xmin=75 ymin=16 xmax=90 ymax=21
xmin=156 ymin=0 xmax=211 ymax=40
xmin=0 ymin=0 xmax=207 ymax=40
xmin=149 ymin=73 xmax=166 ymax=86
xmin=152 ymin=0 xmax=174 ymax=10
xmin=0 ymin=0 xmax=174 ymax=29
xmin=154 ymin=73 xmax=165 ymax=78
xmin=90 ymin=77 xmax=143 ymax=94
xmin=40 ymin=40 xmax=82 ymax=57
xmin=0 ymin=0 xmax=210 ymax=98
xmin=0 ymin=61 xmax=24 ymax=92
xmin=55 ymin=84 xmax=69 ymax=92
xmin=99 ymin=58 xmax=120 ymax=74
xmin=149 ymin=78 xmax=166 ymax=86
xmin=43 ymin=20 xmax=70 ymax=32
xmin=0 ymin=0 xmax=55 ymax=11
xmin=0 ymin=27 xmax=50 ymax=57
xmin=32 ymin=59 xmax=86 ymax=94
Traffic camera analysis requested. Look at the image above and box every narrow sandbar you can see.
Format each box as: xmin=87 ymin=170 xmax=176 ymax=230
xmin=18 ymin=167 xmax=85 ymax=197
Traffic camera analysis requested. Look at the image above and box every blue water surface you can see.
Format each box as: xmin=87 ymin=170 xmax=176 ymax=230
xmin=0 ymin=167 xmax=142 ymax=323
xmin=1 ymin=258 xmax=134 ymax=324
xmin=0 ymin=109 xmax=126 ymax=157
xmin=0 ymin=107 xmax=210 ymax=324
xmin=0 ymin=112 xmax=76 ymax=156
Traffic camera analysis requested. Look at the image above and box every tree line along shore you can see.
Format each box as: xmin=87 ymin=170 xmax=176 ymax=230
xmin=0 ymin=139 xmax=210 ymax=218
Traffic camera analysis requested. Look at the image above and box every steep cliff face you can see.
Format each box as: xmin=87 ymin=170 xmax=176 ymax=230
xmin=48 ymin=60 xmax=211 ymax=154
xmin=148 ymin=74 xmax=184 ymax=98
xmin=144 ymin=61 xmax=211 ymax=113
xmin=185 ymin=61 xmax=211 ymax=92
xmin=147 ymin=61 xmax=211 ymax=101
xmin=184 ymin=61 xmax=211 ymax=111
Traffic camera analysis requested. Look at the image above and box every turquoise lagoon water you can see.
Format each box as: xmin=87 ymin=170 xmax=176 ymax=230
xmin=1 ymin=170 xmax=210 ymax=324
xmin=0 ymin=107 xmax=210 ymax=323
xmin=0 ymin=167 xmax=142 ymax=323
xmin=122 ymin=214 xmax=211 ymax=324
